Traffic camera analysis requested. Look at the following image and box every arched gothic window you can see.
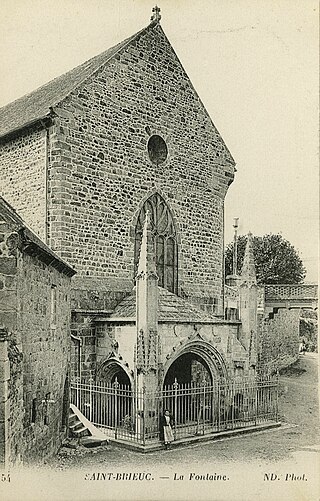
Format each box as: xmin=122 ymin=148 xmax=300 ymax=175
xmin=134 ymin=193 xmax=178 ymax=294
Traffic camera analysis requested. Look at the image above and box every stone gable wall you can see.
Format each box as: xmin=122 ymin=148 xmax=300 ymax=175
xmin=47 ymin=24 xmax=234 ymax=312
xmin=0 ymin=127 xmax=47 ymax=240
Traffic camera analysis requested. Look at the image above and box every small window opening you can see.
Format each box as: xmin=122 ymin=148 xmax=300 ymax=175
xmin=51 ymin=286 xmax=57 ymax=327
xmin=44 ymin=392 xmax=51 ymax=425
xmin=31 ymin=398 xmax=37 ymax=423
xmin=147 ymin=135 xmax=168 ymax=165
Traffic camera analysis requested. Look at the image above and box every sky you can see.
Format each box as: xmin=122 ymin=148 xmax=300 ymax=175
xmin=0 ymin=0 xmax=318 ymax=281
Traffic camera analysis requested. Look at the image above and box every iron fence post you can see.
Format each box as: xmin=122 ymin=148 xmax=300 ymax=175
xmin=202 ymin=379 xmax=206 ymax=435
xmin=217 ymin=381 xmax=221 ymax=432
xmin=254 ymin=378 xmax=258 ymax=426
xmin=89 ymin=379 xmax=92 ymax=422
xmin=232 ymin=379 xmax=235 ymax=429
xmin=173 ymin=378 xmax=178 ymax=438
xmin=142 ymin=385 xmax=146 ymax=446
xmin=77 ymin=379 xmax=81 ymax=410
xmin=275 ymin=370 xmax=279 ymax=421
xmin=113 ymin=378 xmax=119 ymax=439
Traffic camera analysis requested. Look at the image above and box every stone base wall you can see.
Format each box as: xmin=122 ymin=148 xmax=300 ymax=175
xmin=6 ymin=335 xmax=24 ymax=465
xmin=71 ymin=312 xmax=96 ymax=380
xmin=258 ymin=309 xmax=300 ymax=373
xmin=71 ymin=276 xmax=131 ymax=312
xmin=0 ymin=214 xmax=72 ymax=465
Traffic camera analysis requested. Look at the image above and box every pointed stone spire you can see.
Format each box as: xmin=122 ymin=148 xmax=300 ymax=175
xmin=136 ymin=211 xmax=158 ymax=373
xmin=137 ymin=210 xmax=157 ymax=279
xmin=150 ymin=5 xmax=161 ymax=24
xmin=135 ymin=213 xmax=160 ymax=437
xmin=240 ymin=232 xmax=257 ymax=286
xmin=239 ymin=232 xmax=258 ymax=355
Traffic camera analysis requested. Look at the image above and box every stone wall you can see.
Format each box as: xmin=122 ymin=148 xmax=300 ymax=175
xmin=0 ymin=127 xmax=47 ymax=240
xmin=71 ymin=312 xmax=96 ymax=380
xmin=159 ymin=322 xmax=248 ymax=381
xmin=90 ymin=319 xmax=248 ymax=387
xmin=14 ymin=251 xmax=71 ymax=463
xmin=71 ymin=276 xmax=129 ymax=313
xmin=70 ymin=319 xmax=137 ymax=381
xmin=5 ymin=333 xmax=23 ymax=464
xmin=258 ymin=309 xmax=300 ymax=373
xmin=0 ymin=213 xmax=72 ymax=465
xmin=46 ymin=23 xmax=234 ymax=312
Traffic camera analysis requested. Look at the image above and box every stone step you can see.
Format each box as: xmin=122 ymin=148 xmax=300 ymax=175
xmin=69 ymin=421 xmax=82 ymax=429
xmin=81 ymin=436 xmax=109 ymax=448
xmin=69 ymin=403 xmax=108 ymax=441
xmin=73 ymin=425 xmax=88 ymax=434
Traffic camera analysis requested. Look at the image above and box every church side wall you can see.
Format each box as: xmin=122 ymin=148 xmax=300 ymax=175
xmin=48 ymin=24 xmax=234 ymax=314
xmin=0 ymin=127 xmax=47 ymax=240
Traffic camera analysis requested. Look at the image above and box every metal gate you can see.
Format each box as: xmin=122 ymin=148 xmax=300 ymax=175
xmin=70 ymin=376 xmax=279 ymax=445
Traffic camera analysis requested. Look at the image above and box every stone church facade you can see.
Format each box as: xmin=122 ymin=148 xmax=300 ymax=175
xmin=0 ymin=11 xmax=272 ymax=452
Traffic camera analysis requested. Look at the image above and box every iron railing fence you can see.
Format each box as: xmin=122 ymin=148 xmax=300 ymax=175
xmin=70 ymin=376 xmax=279 ymax=445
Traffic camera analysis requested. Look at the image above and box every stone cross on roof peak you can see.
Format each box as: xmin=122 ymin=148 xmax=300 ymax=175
xmin=150 ymin=5 xmax=161 ymax=23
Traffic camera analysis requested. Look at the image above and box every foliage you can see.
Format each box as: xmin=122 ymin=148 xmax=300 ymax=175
xmin=300 ymin=309 xmax=318 ymax=352
xmin=225 ymin=233 xmax=306 ymax=284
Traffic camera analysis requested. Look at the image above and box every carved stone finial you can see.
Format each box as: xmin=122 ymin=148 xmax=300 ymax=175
xmin=136 ymin=210 xmax=157 ymax=278
xmin=150 ymin=5 xmax=161 ymax=23
xmin=144 ymin=209 xmax=152 ymax=231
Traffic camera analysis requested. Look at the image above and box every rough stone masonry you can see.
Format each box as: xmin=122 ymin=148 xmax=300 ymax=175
xmin=0 ymin=21 xmax=235 ymax=317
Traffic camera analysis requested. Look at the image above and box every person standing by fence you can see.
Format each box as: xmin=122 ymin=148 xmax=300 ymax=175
xmin=299 ymin=340 xmax=306 ymax=354
xmin=160 ymin=409 xmax=174 ymax=449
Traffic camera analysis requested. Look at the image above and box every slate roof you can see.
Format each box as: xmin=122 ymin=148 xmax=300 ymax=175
xmin=108 ymin=287 xmax=219 ymax=323
xmin=0 ymin=196 xmax=76 ymax=277
xmin=0 ymin=25 xmax=148 ymax=138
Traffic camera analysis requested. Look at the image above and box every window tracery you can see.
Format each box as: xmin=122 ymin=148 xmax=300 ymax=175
xmin=134 ymin=193 xmax=178 ymax=293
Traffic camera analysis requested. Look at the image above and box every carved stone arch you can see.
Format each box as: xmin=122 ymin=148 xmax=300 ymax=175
xmin=162 ymin=340 xmax=229 ymax=387
xmin=133 ymin=191 xmax=179 ymax=294
xmin=96 ymin=358 xmax=133 ymax=426
xmin=96 ymin=358 xmax=133 ymax=387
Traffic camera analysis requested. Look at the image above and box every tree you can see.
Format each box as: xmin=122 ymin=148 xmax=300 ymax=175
xmin=225 ymin=233 xmax=306 ymax=284
xmin=300 ymin=309 xmax=318 ymax=352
